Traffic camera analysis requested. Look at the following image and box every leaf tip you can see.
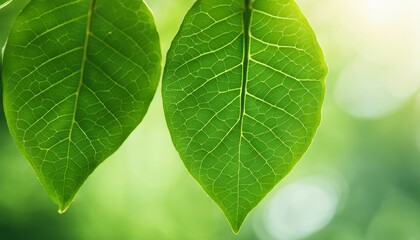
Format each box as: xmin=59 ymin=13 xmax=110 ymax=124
xmin=231 ymin=225 xmax=241 ymax=235
xmin=58 ymin=205 xmax=69 ymax=215
xmin=227 ymin=215 xmax=246 ymax=234
xmin=57 ymin=200 xmax=73 ymax=215
xmin=58 ymin=209 xmax=66 ymax=215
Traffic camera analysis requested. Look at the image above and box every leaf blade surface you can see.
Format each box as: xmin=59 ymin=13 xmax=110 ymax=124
xmin=2 ymin=0 xmax=161 ymax=212
xmin=162 ymin=0 xmax=327 ymax=232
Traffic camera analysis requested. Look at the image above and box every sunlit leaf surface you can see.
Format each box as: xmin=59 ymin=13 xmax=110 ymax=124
xmin=162 ymin=0 xmax=327 ymax=232
xmin=2 ymin=0 xmax=161 ymax=212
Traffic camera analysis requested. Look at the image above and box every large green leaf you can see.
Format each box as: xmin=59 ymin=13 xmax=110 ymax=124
xmin=2 ymin=0 xmax=161 ymax=212
xmin=162 ymin=0 xmax=327 ymax=232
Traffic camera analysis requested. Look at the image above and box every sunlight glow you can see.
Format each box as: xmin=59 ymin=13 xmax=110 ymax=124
xmin=334 ymin=0 xmax=420 ymax=119
xmin=335 ymin=58 xmax=419 ymax=119
xmin=263 ymin=177 xmax=339 ymax=240
xmin=364 ymin=0 xmax=396 ymax=24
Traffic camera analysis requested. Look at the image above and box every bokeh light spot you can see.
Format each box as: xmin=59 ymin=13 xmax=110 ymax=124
xmin=334 ymin=58 xmax=419 ymax=119
xmin=263 ymin=177 xmax=339 ymax=240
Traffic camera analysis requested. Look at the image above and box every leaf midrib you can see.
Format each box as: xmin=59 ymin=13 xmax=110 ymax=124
xmin=235 ymin=0 xmax=252 ymax=229
xmin=60 ymin=0 xmax=96 ymax=213
xmin=0 ymin=0 xmax=12 ymax=10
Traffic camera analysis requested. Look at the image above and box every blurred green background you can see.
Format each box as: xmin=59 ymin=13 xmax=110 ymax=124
xmin=1 ymin=0 xmax=419 ymax=239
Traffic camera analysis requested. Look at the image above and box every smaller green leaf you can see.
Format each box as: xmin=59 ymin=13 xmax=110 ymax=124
xmin=2 ymin=0 xmax=161 ymax=212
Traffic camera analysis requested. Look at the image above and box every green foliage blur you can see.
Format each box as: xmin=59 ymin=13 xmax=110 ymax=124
xmin=1 ymin=0 xmax=419 ymax=239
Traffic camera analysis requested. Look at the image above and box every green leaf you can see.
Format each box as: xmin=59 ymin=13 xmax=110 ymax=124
xmin=2 ymin=0 xmax=161 ymax=212
xmin=162 ymin=0 xmax=327 ymax=232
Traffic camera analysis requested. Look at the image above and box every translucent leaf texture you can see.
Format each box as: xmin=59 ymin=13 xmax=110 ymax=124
xmin=2 ymin=0 xmax=161 ymax=212
xmin=162 ymin=0 xmax=327 ymax=232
